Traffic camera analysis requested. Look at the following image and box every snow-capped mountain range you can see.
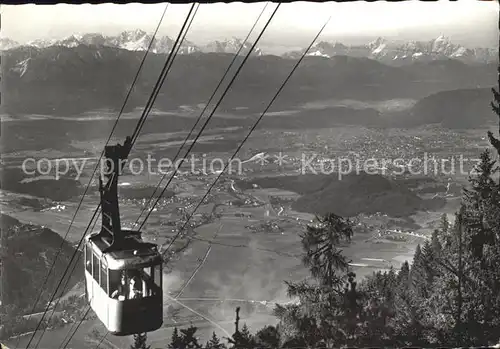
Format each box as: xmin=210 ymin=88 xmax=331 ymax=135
xmin=203 ymin=37 xmax=263 ymax=56
xmin=0 ymin=29 xmax=261 ymax=56
xmin=1 ymin=31 xmax=496 ymax=64
xmin=295 ymin=35 xmax=497 ymax=65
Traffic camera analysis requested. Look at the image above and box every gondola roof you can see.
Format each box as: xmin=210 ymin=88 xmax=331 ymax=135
xmin=86 ymin=230 xmax=162 ymax=270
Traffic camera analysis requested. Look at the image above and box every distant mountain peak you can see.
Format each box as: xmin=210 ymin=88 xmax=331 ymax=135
xmin=369 ymin=36 xmax=387 ymax=47
xmin=203 ymin=37 xmax=262 ymax=56
xmin=117 ymin=29 xmax=148 ymax=41
xmin=302 ymin=35 xmax=497 ymax=65
xmin=132 ymin=28 xmax=147 ymax=35
xmin=0 ymin=37 xmax=20 ymax=50
xmin=434 ymin=34 xmax=449 ymax=42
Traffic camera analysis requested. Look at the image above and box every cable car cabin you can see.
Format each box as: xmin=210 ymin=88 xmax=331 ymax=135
xmin=84 ymin=230 xmax=163 ymax=336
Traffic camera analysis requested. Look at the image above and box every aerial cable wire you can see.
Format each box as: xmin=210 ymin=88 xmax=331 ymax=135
xmin=133 ymin=2 xmax=269 ymax=226
xmin=59 ymin=306 xmax=91 ymax=349
xmin=174 ymin=224 xmax=224 ymax=299
xmin=50 ymin=214 xmax=101 ymax=349
xmin=23 ymin=5 xmax=201 ymax=349
xmin=131 ymin=3 xmax=200 ymax=145
xmin=93 ymin=331 xmax=108 ymax=349
xmin=162 ymin=16 xmax=331 ymax=268
xmin=130 ymin=3 xmax=199 ymax=146
xmin=29 ymin=6 xmax=198 ymax=349
xmin=51 ymin=9 xmax=201 ymax=341
xmin=137 ymin=3 xmax=281 ymax=232
xmin=58 ymin=272 xmax=98 ymax=349
xmin=19 ymin=3 xmax=169 ymax=348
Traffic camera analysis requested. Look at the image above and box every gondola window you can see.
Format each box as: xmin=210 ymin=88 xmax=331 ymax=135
xmin=109 ymin=269 xmax=126 ymax=300
xmin=85 ymin=244 xmax=92 ymax=273
xmin=100 ymin=260 xmax=108 ymax=294
xmin=154 ymin=264 xmax=162 ymax=288
xmin=92 ymin=252 xmax=100 ymax=283
xmin=142 ymin=267 xmax=154 ymax=297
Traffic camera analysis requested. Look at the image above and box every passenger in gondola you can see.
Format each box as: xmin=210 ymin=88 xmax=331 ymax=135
xmin=128 ymin=271 xmax=142 ymax=299
xmin=111 ymin=272 xmax=128 ymax=300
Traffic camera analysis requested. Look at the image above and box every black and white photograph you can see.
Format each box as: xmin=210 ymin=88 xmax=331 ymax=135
xmin=0 ymin=1 xmax=499 ymax=348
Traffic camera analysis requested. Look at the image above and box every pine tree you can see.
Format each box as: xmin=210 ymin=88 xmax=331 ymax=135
xmin=228 ymin=309 xmax=256 ymax=349
xmin=255 ymin=325 xmax=280 ymax=349
xmin=488 ymin=82 xmax=500 ymax=158
xmin=239 ymin=324 xmax=255 ymax=347
xmin=431 ymin=229 xmax=442 ymax=255
xmin=475 ymin=64 xmax=500 ymax=344
xmin=274 ymin=213 xmax=358 ymax=348
xmin=410 ymin=244 xmax=426 ymax=296
xmin=426 ymin=208 xmax=471 ymax=345
xmin=439 ymin=214 xmax=450 ymax=235
xmin=168 ymin=328 xmax=183 ymax=349
xmin=357 ymin=269 xmax=397 ymax=346
xmin=179 ymin=326 xmax=202 ymax=349
xmin=421 ymin=237 xmax=440 ymax=290
xmin=463 ymin=149 xmax=499 ymax=259
xmin=397 ymin=261 xmax=410 ymax=286
xmin=438 ymin=213 xmax=453 ymax=248
xmin=229 ymin=324 xmax=255 ymax=349
xmin=393 ymin=259 xmax=428 ymax=346
xmin=167 ymin=326 xmax=202 ymax=349
xmin=455 ymin=107 xmax=500 ymax=343
xmin=343 ymin=271 xmax=364 ymax=346
xmin=419 ymin=233 xmax=443 ymax=301
xmin=205 ymin=332 xmax=226 ymax=349
xmin=449 ymin=210 xmax=466 ymax=339
xmin=300 ymin=213 xmax=353 ymax=288
xmin=131 ymin=333 xmax=150 ymax=349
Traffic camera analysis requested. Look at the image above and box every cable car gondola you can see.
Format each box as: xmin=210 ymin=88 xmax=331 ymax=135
xmin=84 ymin=137 xmax=163 ymax=336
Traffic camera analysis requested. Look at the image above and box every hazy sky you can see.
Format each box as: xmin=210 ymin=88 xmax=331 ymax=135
xmin=2 ymin=1 xmax=498 ymax=48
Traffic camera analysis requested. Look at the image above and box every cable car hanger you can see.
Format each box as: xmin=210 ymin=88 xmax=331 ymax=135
xmin=92 ymin=135 xmax=157 ymax=253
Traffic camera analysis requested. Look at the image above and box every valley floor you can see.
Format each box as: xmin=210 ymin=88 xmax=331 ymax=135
xmin=2 ymin=120 xmax=490 ymax=346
